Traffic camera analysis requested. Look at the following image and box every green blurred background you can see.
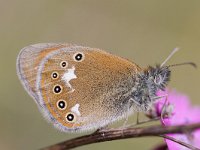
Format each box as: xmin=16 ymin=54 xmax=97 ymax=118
xmin=0 ymin=0 xmax=200 ymax=150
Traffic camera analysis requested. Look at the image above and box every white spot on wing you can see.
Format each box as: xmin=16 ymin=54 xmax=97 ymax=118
xmin=71 ymin=104 xmax=81 ymax=116
xmin=62 ymin=66 xmax=77 ymax=91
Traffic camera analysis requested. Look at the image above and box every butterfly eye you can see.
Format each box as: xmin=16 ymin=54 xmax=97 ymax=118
xmin=53 ymin=84 xmax=63 ymax=94
xmin=65 ymin=112 xmax=76 ymax=123
xmin=73 ymin=52 xmax=84 ymax=62
xmin=51 ymin=72 xmax=59 ymax=79
xmin=60 ymin=61 xmax=68 ymax=68
xmin=57 ymin=100 xmax=67 ymax=110
xmin=154 ymin=74 xmax=163 ymax=85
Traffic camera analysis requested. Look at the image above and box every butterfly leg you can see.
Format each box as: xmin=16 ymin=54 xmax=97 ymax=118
xmin=122 ymin=113 xmax=129 ymax=127
xmin=120 ymin=98 xmax=140 ymax=128
xmin=93 ymin=125 xmax=109 ymax=134
xmin=122 ymin=96 xmax=138 ymax=128
xmin=151 ymin=94 xmax=169 ymax=125
xmin=136 ymin=112 xmax=140 ymax=124
xmin=160 ymin=95 xmax=169 ymax=125
xmin=123 ymin=95 xmax=169 ymax=128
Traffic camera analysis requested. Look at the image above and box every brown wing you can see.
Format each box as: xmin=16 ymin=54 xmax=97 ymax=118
xmin=37 ymin=46 xmax=141 ymax=132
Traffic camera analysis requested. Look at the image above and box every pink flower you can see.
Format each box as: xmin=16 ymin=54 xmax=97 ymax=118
xmin=153 ymin=89 xmax=200 ymax=150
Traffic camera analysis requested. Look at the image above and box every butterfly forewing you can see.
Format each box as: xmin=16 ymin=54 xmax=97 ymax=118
xmin=16 ymin=43 xmax=74 ymax=101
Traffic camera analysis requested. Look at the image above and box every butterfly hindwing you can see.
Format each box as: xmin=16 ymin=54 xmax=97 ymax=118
xmin=17 ymin=44 xmax=141 ymax=132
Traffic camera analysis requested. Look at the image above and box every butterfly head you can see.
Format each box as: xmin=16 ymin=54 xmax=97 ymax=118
xmin=144 ymin=65 xmax=171 ymax=92
xmin=130 ymin=48 xmax=196 ymax=111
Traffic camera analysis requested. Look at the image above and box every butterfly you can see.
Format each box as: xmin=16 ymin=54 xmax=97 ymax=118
xmin=17 ymin=43 xmax=191 ymax=132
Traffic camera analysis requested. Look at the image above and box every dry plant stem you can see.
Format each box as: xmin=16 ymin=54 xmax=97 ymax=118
xmin=159 ymin=135 xmax=200 ymax=150
xmin=42 ymin=123 xmax=200 ymax=150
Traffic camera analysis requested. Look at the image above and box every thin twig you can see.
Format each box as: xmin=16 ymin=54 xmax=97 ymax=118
xmin=41 ymin=123 xmax=200 ymax=150
xmin=159 ymin=135 xmax=199 ymax=150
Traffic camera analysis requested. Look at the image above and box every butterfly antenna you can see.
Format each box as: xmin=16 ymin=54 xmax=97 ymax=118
xmin=160 ymin=47 xmax=180 ymax=67
xmin=167 ymin=62 xmax=197 ymax=69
